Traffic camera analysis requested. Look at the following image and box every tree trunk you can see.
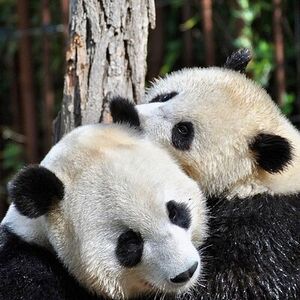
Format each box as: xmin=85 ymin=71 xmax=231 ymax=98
xmin=295 ymin=0 xmax=300 ymax=115
xmin=200 ymin=0 xmax=215 ymax=66
xmin=273 ymin=0 xmax=286 ymax=107
xmin=60 ymin=0 xmax=69 ymax=42
xmin=182 ymin=1 xmax=194 ymax=67
xmin=54 ymin=0 xmax=155 ymax=142
xmin=17 ymin=0 xmax=39 ymax=163
xmin=42 ymin=0 xmax=55 ymax=152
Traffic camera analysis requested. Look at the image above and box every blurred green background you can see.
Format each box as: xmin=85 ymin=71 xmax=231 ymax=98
xmin=0 ymin=0 xmax=299 ymax=218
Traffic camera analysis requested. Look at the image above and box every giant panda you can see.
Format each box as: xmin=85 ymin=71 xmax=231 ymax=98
xmin=110 ymin=49 xmax=300 ymax=299
xmin=0 ymin=123 xmax=208 ymax=300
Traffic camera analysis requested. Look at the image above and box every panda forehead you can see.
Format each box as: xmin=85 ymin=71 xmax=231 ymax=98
xmin=145 ymin=68 xmax=279 ymax=117
xmin=145 ymin=68 xmax=228 ymax=105
xmin=103 ymin=167 xmax=198 ymax=203
xmin=64 ymin=169 xmax=197 ymax=235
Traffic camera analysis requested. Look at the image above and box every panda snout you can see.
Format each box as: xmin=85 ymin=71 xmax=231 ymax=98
xmin=136 ymin=103 xmax=164 ymax=119
xmin=170 ymin=261 xmax=198 ymax=284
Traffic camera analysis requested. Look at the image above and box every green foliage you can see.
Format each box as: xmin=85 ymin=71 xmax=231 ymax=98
xmin=2 ymin=141 xmax=23 ymax=171
xmin=156 ymin=0 xmax=298 ymax=120
xmin=160 ymin=1 xmax=183 ymax=75
xmin=160 ymin=39 xmax=182 ymax=75
xmin=180 ymin=15 xmax=199 ymax=31
xmin=233 ymin=0 xmax=274 ymax=87
xmin=282 ymin=93 xmax=295 ymax=116
xmin=0 ymin=130 xmax=24 ymax=204
xmin=250 ymin=41 xmax=273 ymax=87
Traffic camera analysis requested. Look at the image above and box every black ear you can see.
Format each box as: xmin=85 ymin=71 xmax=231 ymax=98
xmin=110 ymin=97 xmax=140 ymax=128
xmin=249 ymin=133 xmax=293 ymax=173
xmin=224 ymin=48 xmax=252 ymax=73
xmin=8 ymin=165 xmax=64 ymax=218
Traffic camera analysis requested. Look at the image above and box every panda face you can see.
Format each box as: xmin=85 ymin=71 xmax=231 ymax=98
xmin=135 ymin=68 xmax=296 ymax=197
xmin=46 ymin=156 xmax=205 ymax=299
xmin=12 ymin=124 xmax=207 ymax=299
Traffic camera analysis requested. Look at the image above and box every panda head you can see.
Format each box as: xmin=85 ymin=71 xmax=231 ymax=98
xmin=111 ymin=50 xmax=300 ymax=198
xmin=7 ymin=124 xmax=207 ymax=299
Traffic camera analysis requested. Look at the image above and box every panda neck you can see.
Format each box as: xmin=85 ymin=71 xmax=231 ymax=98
xmin=262 ymin=159 xmax=300 ymax=195
xmin=1 ymin=204 xmax=51 ymax=248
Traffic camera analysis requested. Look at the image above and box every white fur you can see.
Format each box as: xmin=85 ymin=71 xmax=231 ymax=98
xmin=2 ymin=124 xmax=207 ymax=299
xmin=136 ymin=67 xmax=300 ymax=198
xmin=2 ymin=204 xmax=50 ymax=247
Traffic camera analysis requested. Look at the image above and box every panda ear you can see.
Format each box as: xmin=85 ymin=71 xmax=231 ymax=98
xmin=8 ymin=165 xmax=64 ymax=218
xmin=249 ymin=133 xmax=293 ymax=173
xmin=224 ymin=48 xmax=252 ymax=73
xmin=110 ymin=97 xmax=140 ymax=128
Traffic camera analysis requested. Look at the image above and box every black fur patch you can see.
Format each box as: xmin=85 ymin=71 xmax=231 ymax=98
xmin=171 ymin=122 xmax=194 ymax=151
xmin=0 ymin=226 xmax=99 ymax=300
xmin=224 ymin=48 xmax=252 ymax=73
xmin=110 ymin=97 xmax=140 ymax=128
xmin=192 ymin=193 xmax=300 ymax=300
xmin=116 ymin=230 xmax=144 ymax=268
xmin=149 ymin=92 xmax=178 ymax=103
xmin=8 ymin=165 xmax=64 ymax=218
xmin=135 ymin=194 xmax=300 ymax=299
xmin=250 ymin=133 xmax=293 ymax=173
xmin=167 ymin=200 xmax=191 ymax=229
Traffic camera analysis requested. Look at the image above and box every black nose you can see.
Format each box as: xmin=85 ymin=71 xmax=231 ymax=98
xmin=170 ymin=262 xmax=198 ymax=284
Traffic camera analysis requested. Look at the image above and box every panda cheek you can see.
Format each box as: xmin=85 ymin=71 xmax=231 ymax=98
xmin=115 ymin=230 xmax=144 ymax=268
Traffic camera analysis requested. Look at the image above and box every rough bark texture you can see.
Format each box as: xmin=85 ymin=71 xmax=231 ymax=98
xmin=54 ymin=0 xmax=155 ymax=142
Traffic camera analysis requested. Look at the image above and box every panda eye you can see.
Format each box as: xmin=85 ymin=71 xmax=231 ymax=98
xmin=172 ymin=122 xmax=194 ymax=151
xmin=115 ymin=229 xmax=144 ymax=268
xmin=166 ymin=200 xmax=191 ymax=229
xmin=149 ymin=92 xmax=178 ymax=103
xmin=177 ymin=124 xmax=189 ymax=136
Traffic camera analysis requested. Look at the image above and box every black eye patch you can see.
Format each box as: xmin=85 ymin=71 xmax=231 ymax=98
xmin=172 ymin=122 xmax=194 ymax=151
xmin=149 ymin=92 xmax=178 ymax=103
xmin=116 ymin=230 xmax=144 ymax=268
xmin=167 ymin=200 xmax=191 ymax=229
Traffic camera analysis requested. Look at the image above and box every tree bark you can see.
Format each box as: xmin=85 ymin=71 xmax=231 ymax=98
xmin=54 ymin=0 xmax=155 ymax=142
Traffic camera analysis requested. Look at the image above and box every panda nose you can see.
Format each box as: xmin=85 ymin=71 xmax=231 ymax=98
xmin=170 ymin=262 xmax=198 ymax=284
